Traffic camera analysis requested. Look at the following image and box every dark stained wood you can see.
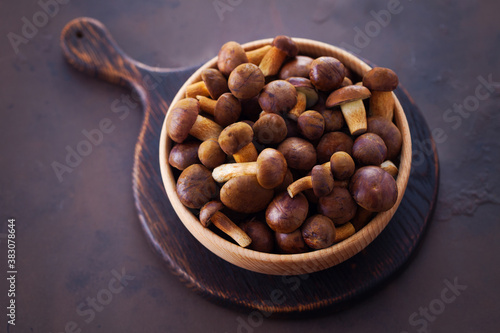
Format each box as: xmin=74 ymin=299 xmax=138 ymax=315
xmin=60 ymin=17 xmax=439 ymax=314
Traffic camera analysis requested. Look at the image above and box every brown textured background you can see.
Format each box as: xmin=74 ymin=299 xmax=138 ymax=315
xmin=1 ymin=0 xmax=499 ymax=332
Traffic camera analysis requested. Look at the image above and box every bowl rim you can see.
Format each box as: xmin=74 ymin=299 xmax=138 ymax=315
xmin=158 ymin=38 xmax=412 ymax=275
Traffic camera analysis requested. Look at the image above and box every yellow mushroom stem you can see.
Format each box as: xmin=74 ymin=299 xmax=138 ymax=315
xmin=286 ymin=162 xmax=330 ymax=198
xmin=339 ymin=99 xmax=367 ymax=136
xmin=212 ymin=162 xmax=258 ymax=183
xmin=287 ymin=91 xmax=307 ymax=120
xmin=196 ymin=95 xmax=216 ymax=115
xmin=189 ymin=115 xmax=223 ymax=141
xmin=369 ymin=91 xmax=394 ymax=121
xmin=211 ymin=211 xmax=252 ymax=247
xmin=246 ymin=45 xmax=272 ymax=66
xmin=334 ymin=222 xmax=355 ymax=242
xmin=233 ymin=142 xmax=258 ymax=163
xmin=185 ymin=81 xmax=210 ymax=99
xmin=381 ymin=160 xmax=399 ymax=178
xmin=259 ymin=46 xmax=287 ymax=77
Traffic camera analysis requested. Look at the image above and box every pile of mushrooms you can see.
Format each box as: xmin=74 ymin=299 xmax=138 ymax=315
xmin=166 ymin=36 xmax=402 ymax=254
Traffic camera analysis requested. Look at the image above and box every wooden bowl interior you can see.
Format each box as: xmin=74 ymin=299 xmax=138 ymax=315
xmin=159 ymin=38 xmax=412 ymax=275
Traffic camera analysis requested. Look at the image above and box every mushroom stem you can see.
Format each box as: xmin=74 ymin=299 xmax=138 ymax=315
xmin=333 ymin=222 xmax=355 ymax=242
xmin=340 ymin=99 xmax=367 ymax=136
xmin=211 ymin=211 xmax=252 ymax=247
xmin=287 ymin=91 xmax=307 ymax=120
xmin=189 ymin=115 xmax=223 ymax=141
xmin=196 ymin=95 xmax=216 ymax=115
xmin=369 ymin=91 xmax=394 ymax=121
xmin=186 ymin=81 xmax=210 ymax=99
xmin=287 ymin=176 xmax=312 ymax=198
xmin=259 ymin=47 xmax=287 ymax=77
xmin=233 ymin=142 xmax=258 ymax=163
xmin=246 ymin=45 xmax=272 ymax=66
xmin=212 ymin=162 xmax=258 ymax=183
xmin=381 ymin=160 xmax=398 ymax=178
xmin=351 ymin=207 xmax=374 ymax=231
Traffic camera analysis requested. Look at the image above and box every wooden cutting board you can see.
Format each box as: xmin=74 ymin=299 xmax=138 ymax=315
xmin=60 ymin=17 xmax=439 ymax=315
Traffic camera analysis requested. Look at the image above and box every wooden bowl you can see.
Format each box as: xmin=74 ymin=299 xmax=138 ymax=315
xmin=159 ymin=38 xmax=412 ymax=275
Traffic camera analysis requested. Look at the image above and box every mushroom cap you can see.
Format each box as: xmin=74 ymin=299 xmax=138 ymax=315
xmin=266 ymin=192 xmax=309 ymax=233
xmin=166 ymin=98 xmax=199 ymax=143
xmin=199 ymin=200 xmax=225 ymax=227
xmin=318 ymin=187 xmax=357 ymax=225
xmin=272 ymin=35 xmax=298 ymax=57
xmin=217 ymin=41 xmax=249 ymax=77
xmin=297 ymin=110 xmax=325 ymax=141
xmin=311 ymin=164 xmax=334 ymax=197
xmin=275 ymin=229 xmax=309 ymax=254
xmin=363 ymin=67 xmax=399 ymax=92
xmin=286 ymin=77 xmax=319 ymax=108
xmin=228 ymin=63 xmax=265 ymax=100
xmin=279 ymin=55 xmax=314 ymax=80
xmin=350 ymin=166 xmax=398 ymax=212
xmin=214 ymin=93 xmax=241 ymax=127
xmin=220 ymin=175 xmax=274 ymax=213
xmin=326 ymin=85 xmax=371 ymax=107
xmin=301 ymin=215 xmax=336 ymax=249
xmin=277 ymin=137 xmax=317 ymax=170
xmin=353 ymin=133 xmax=387 ymax=166
xmin=218 ymin=122 xmax=254 ymax=155
xmin=367 ymin=116 xmax=402 ymax=160
xmin=168 ymin=141 xmax=200 ymax=170
xmin=256 ymin=148 xmax=288 ymax=189
xmin=239 ymin=220 xmax=275 ymax=253
xmin=309 ymin=56 xmax=346 ymax=92
xmin=176 ymin=164 xmax=218 ymax=209
xmin=252 ymin=113 xmax=288 ymax=144
xmin=201 ymin=68 xmax=229 ymax=99
xmin=329 ymin=151 xmax=355 ymax=180
xmin=316 ymin=132 xmax=354 ymax=164
xmin=258 ymin=80 xmax=298 ymax=114
xmin=320 ymin=109 xmax=345 ymax=132
xmin=198 ymin=138 xmax=226 ymax=169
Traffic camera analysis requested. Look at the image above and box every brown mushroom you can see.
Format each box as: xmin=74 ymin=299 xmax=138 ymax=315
xmin=320 ymin=109 xmax=345 ymax=132
xmin=228 ymin=63 xmax=265 ymax=100
xmin=350 ymin=166 xmax=398 ymax=212
xmin=352 ymin=133 xmax=387 ymax=166
xmin=258 ymin=80 xmax=297 ymax=114
xmin=176 ymin=164 xmax=218 ymax=209
xmin=246 ymin=45 xmax=272 ymax=66
xmin=212 ymin=148 xmax=287 ymax=189
xmin=340 ymin=76 xmax=353 ymax=87
xmin=185 ymin=68 xmax=228 ymax=99
xmin=239 ymin=219 xmax=275 ymax=253
xmin=166 ymin=98 xmax=223 ymax=143
xmin=218 ymin=122 xmax=258 ymax=162
xmin=301 ymin=215 xmax=336 ymax=250
xmin=380 ymin=160 xmax=399 ymax=178
xmin=252 ymin=113 xmax=288 ymax=144
xmin=217 ymin=41 xmax=249 ymax=77
xmin=279 ymin=55 xmax=314 ymax=80
xmin=277 ymin=137 xmax=317 ymax=170
xmin=200 ymin=201 xmax=252 ymax=247
xmin=318 ymin=187 xmax=357 ymax=225
xmin=275 ymin=230 xmax=309 ymax=254
xmin=326 ymin=85 xmax=371 ymax=136
xmin=198 ymin=138 xmax=226 ymax=169
xmin=266 ymin=192 xmax=309 ymax=233
xmin=363 ymin=67 xmax=399 ymax=121
xmin=286 ymin=77 xmax=319 ymax=120
xmin=297 ymin=110 xmax=325 ymax=141
xmin=367 ymin=116 xmax=402 ymax=160
xmin=220 ymin=175 xmax=274 ymax=213
xmin=287 ymin=162 xmax=333 ymax=198
xmin=196 ymin=93 xmax=241 ymax=127
xmin=316 ymin=132 xmax=353 ymax=164
xmin=309 ymin=56 xmax=346 ymax=91
xmin=168 ymin=141 xmax=200 ymax=170
xmin=329 ymin=151 xmax=355 ymax=180
xmin=274 ymin=168 xmax=294 ymax=194
xmin=259 ymin=36 xmax=298 ymax=77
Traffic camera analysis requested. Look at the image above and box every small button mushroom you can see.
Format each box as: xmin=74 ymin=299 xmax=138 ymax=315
xmin=220 ymin=175 xmax=274 ymax=213
xmin=380 ymin=160 xmax=399 ymax=178
xmin=301 ymin=215 xmax=336 ymax=250
xmin=245 ymin=45 xmax=272 ymax=66
xmin=275 ymin=229 xmax=309 ymax=254
xmin=196 ymin=93 xmax=241 ymax=127
xmin=320 ymin=109 xmax=345 ymax=132
xmin=239 ymin=219 xmax=275 ymax=253
xmin=259 ymin=35 xmax=298 ymax=77
xmin=200 ymin=201 xmax=252 ymax=247
xmin=198 ymin=138 xmax=226 ymax=169
xmin=228 ymin=63 xmax=265 ymax=100
xmin=333 ymin=222 xmax=356 ymax=243
xmin=166 ymin=98 xmax=222 ymax=143
xmin=309 ymin=56 xmax=346 ymax=91
xmin=286 ymin=77 xmax=319 ymax=120
xmin=316 ymin=132 xmax=353 ymax=164
xmin=318 ymin=187 xmax=357 ymax=225
xmin=217 ymin=41 xmax=249 ymax=77
xmin=297 ymin=110 xmax=325 ymax=141
xmin=258 ymin=80 xmax=297 ymax=114
xmin=330 ymin=151 xmax=355 ymax=180
xmin=176 ymin=164 xmax=218 ymax=209
xmin=212 ymin=148 xmax=288 ymax=189
xmin=352 ymin=133 xmax=387 ymax=166
xmin=218 ymin=122 xmax=258 ymax=162
xmin=186 ymin=68 xmax=228 ymax=99
xmin=277 ymin=137 xmax=317 ymax=170
xmin=326 ymin=85 xmax=371 ymax=136
xmin=252 ymin=113 xmax=288 ymax=144
xmin=363 ymin=67 xmax=399 ymax=121
xmin=168 ymin=141 xmax=200 ymax=170
xmin=287 ymin=162 xmax=333 ymax=198
xmin=350 ymin=166 xmax=398 ymax=212
xmin=279 ymin=55 xmax=314 ymax=80
xmin=367 ymin=116 xmax=402 ymax=161
xmin=266 ymin=192 xmax=309 ymax=233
